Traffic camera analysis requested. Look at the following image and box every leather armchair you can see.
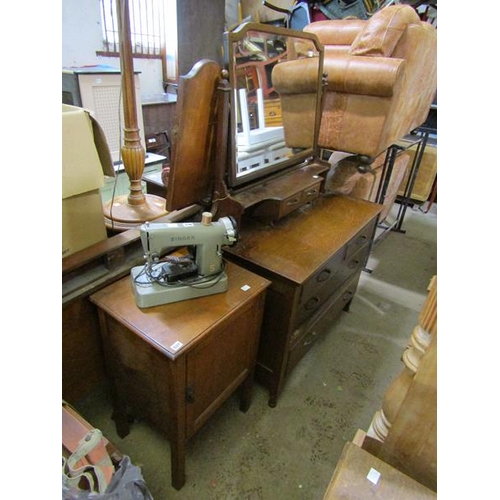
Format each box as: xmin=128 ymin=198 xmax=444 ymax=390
xmin=272 ymin=5 xmax=436 ymax=219
xmin=273 ymin=4 xmax=437 ymax=159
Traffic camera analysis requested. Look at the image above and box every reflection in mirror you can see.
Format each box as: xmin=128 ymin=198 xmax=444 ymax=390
xmin=227 ymin=24 xmax=323 ymax=188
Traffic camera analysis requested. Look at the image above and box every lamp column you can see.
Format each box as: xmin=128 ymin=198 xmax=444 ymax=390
xmin=103 ymin=0 xmax=167 ymax=230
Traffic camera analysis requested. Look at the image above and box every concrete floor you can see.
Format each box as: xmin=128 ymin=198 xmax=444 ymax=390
xmin=74 ymin=200 xmax=437 ymax=500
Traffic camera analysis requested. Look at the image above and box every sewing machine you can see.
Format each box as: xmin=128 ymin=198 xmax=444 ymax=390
xmin=131 ymin=212 xmax=238 ymax=308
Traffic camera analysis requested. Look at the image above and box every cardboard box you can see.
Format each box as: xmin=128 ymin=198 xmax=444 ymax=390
xmin=62 ymin=104 xmax=114 ymax=258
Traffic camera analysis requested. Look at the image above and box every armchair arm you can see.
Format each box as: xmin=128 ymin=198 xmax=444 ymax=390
xmin=272 ymin=57 xmax=321 ymax=95
xmin=324 ymin=55 xmax=405 ymax=97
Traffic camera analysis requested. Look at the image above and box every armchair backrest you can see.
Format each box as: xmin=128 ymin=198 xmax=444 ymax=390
xmin=305 ymin=19 xmax=366 ymax=56
xmin=349 ymin=5 xmax=437 ymax=142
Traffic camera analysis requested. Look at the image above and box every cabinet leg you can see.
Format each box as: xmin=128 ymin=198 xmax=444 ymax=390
xmin=239 ymin=373 xmax=254 ymax=413
xmin=111 ymin=408 xmax=131 ymax=439
xmin=170 ymin=438 xmax=186 ymax=490
xmin=343 ymin=297 xmax=353 ymax=312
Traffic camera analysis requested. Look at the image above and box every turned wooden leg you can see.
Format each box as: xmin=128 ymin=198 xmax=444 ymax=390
xmin=366 ymin=276 xmax=437 ymax=443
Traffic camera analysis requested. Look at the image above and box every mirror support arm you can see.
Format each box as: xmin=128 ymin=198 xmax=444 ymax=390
xmin=211 ymin=72 xmax=244 ymax=223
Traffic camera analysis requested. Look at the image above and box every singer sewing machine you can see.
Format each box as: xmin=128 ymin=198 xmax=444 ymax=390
xmin=131 ymin=212 xmax=238 ymax=308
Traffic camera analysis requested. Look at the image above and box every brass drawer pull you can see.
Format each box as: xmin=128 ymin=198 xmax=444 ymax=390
xmin=286 ymin=197 xmax=301 ymax=207
xmin=305 ymin=188 xmax=318 ymax=197
xmin=356 ymin=234 xmax=368 ymax=245
xmin=316 ymin=269 xmax=331 ymax=283
xmin=304 ymin=297 xmax=320 ymax=310
xmin=348 ymin=259 xmax=361 ymax=269
xmin=303 ymin=331 xmax=318 ymax=347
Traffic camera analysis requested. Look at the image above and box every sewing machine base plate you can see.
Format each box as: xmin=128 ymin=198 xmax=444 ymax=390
xmin=131 ymin=267 xmax=229 ymax=308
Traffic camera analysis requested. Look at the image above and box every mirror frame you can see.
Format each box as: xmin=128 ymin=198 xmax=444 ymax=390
xmin=225 ymin=22 xmax=324 ymax=190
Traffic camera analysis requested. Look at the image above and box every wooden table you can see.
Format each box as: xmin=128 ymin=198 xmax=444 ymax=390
xmin=90 ymin=261 xmax=270 ymax=490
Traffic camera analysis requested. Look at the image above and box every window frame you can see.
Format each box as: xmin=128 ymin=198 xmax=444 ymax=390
xmin=96 ymin=0 xmax=178 ymax=82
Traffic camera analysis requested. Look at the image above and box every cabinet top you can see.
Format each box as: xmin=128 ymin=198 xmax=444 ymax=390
xmin=90 ymin=261 xmax=270 ymax=360
xmin=224 ymin=195 xmax=381 ymax=283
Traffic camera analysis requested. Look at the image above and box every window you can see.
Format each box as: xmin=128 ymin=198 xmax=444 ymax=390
xmin=97 ymin=0 xmax=177 ymax=81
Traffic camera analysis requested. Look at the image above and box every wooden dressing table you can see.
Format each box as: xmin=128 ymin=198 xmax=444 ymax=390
xmin=224 ymin=195 xmax=382 ymax=407
xmin=90 ymin=261 xmax=270 ymax=490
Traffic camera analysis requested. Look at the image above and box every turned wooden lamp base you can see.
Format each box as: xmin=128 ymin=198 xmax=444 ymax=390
xmin=103 ymin=193 xmax=168 ymax=231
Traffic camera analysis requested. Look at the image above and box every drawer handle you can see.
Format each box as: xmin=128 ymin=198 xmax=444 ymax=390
xmin=269 ymin=110 xmax=276 ymax=116
xmin=342 ymin=291 xmax=353 ymax=302
xmin=356 ymin=234 xmax=368 ymax=245
xmin=348 ymin=259 xmax=361 ymax=269
xmin=286 ymin=197 xmax=301 ymax=207
xmin=304 ymin=297 xmax=320 ymax=310
xmin=303 ymin=331 xmax=318 ymax=347
xmin=316 ymin=269 xmax=331 ymax=283
xmin=305 ymin=188 xmax=318 ymax=197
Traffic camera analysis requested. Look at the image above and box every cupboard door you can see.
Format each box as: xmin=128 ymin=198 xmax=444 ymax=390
xmin=185 ymin=298 xmax=263 ymax=438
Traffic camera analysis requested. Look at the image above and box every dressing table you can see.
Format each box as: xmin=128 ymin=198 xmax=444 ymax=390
xmin=218 ymin=24 xmax=382 ymax=406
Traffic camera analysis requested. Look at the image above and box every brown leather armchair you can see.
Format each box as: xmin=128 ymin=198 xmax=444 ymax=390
xmin=274 ymin=4 xmax=437 ymax=159
xmin=272 ymin=5 xmax=437 ymax=217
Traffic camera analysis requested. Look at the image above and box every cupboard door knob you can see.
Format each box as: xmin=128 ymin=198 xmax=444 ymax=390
xmin=304 ymin=297 xmax=320 ymax=310
xmin=316 ymin=269 xmax=331 ymax=283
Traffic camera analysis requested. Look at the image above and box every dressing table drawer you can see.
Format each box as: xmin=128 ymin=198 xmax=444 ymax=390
xmin=287 ymin=272 xmax=361 ymax=375
xmin=251 ymin=178 xmax=322 ymax=221
xmin=294 ymin=219 xmax=373 ymax=329
xmin=295 ymin=250 xmax=345 ymax=328
xmin=280 ymin=180 xmax=322 ymax=218
xmin=344 ymin=218 xmax=377 ymax=261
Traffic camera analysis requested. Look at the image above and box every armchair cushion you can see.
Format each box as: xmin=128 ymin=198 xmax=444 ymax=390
xmin=350 ymin=5 xmax=421 ymax=57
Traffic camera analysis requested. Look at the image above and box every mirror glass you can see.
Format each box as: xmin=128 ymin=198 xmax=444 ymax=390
xmin=226 ymin=23 xmax=323 ymax=188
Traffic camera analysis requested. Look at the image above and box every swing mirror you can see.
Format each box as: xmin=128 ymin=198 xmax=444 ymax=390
xmin=226 ymin=23 xmax=324 ymax=189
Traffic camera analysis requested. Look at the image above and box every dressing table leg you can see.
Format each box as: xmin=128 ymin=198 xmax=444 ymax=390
xmin=239 ymin=370 xmax=254 ymax=413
